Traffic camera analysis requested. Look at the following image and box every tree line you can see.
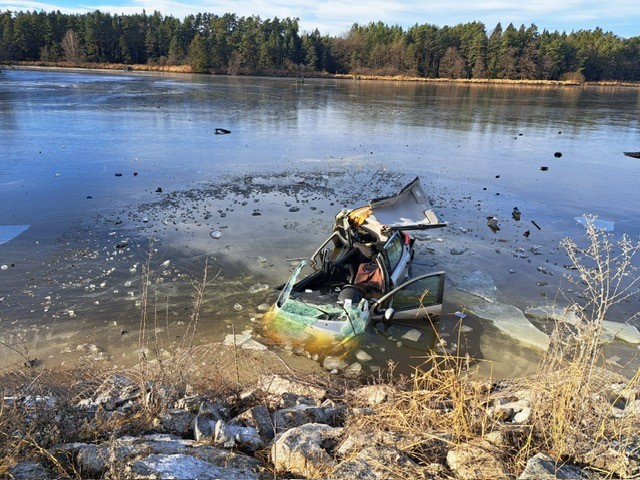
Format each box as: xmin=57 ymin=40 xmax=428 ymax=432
xmin=1 ymin=9 xmax=639 ymax=81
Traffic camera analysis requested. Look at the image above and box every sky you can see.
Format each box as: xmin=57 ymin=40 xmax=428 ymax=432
xmin=1 ymin=0 xmax=639 ymax=38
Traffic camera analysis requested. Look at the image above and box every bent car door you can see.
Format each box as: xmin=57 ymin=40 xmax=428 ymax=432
xmin=368 ymin=177 xmax=446 ymax=230
xmin=370 ymin=272 xmax=445 ymax=321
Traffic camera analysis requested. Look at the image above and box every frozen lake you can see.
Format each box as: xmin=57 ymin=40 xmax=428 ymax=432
xmin=1 ymin=67 xmax=639 ymax=376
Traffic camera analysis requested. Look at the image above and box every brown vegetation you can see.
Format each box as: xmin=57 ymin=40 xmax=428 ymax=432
xmin=12 ymin=61 xmax=640 ymax=88
xmin=15 ymin=61 xmax=194 ymax=74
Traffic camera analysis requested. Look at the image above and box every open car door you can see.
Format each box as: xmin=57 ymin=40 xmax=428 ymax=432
xmin=370 ymin=272 xmax=445 ymax=321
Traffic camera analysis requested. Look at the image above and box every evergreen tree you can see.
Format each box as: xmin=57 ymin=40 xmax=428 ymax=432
xmin=0 ymin=9 xmax=637 ymax=81
xmin=189 ymin=33 xmax=208 ymax=73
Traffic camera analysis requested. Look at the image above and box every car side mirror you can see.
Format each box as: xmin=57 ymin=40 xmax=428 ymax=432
xmin=383 ymin=308 xmax=395 ymax=321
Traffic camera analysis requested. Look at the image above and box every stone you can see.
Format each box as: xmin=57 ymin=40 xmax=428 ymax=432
xmin=513 ymin=407 xmax=532 ymax=424
xmin=129 ymin=454 xmax=261 ymax=480
xmin=491 ymin=398 xmax=531 ymax=423
xmin=577 ymin=439 xmax=639 ymax=478
xmin=257 ymin=374 xmax=326 ymax=401
xmin=446 ymin=440 xmax=509 ymax=480
xmin=7 ymin=461 xmax=54 ymax=480
xmin=232 ymin=404 xmax=275 ymax=440
xmin=343 ymin=361 xmax=362 ymax=377
xmin=323 ymin=355 xmax=349 ymax=371
xmin=272 ymin=404 xmax=345 ymax=433
xmin=213 ymin=420 xmax=263 ymax=451
xmin=199 ymin=401 xmax=229 ymax=420
xmin=87 ymin=373 xmax=140 ymax=410
xmin=351 ymin=385 xmax=394 ymax=406
xmin=518 ymin=452 xmax=588 ymax=479
xmin=271 ymin=423 xmax=343 ymax=477
xmin=193 ymin=412 xmax=219 ymax=441
xmin=160 ymin=409 xmax=195 ymax=436
xmin=336 ymin=429 xmax=430 ymax=458
xmin=52 ymin=443 xmax=111 ymax=478
xmin=280 ymin=392 xmax=318 ymax=408
xmin=331 ymin=445 xmax=417 ymax=480
xmin=124 ymin=434 xmax=263 ymax=471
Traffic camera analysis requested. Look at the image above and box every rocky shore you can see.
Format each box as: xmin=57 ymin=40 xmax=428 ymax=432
xmin=4 ymin=365 xmax=639 ymax=479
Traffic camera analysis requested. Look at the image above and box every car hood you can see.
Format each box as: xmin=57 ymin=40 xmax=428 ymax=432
xmin=365 ymin=176 xmax=446 ymax=230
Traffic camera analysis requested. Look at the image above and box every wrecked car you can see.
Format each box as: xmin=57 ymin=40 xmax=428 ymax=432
xmin=265 ymin=177 xmax=447 ymax=344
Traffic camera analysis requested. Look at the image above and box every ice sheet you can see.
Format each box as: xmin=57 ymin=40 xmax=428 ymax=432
xmin=575 ymin=216 xmax=615 ymax=232
xmin=0 ymin=225 xmax=29 ymax=245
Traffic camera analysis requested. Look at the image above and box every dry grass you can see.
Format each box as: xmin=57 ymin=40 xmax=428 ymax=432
xmin=15 ymin=60 xmax=194 ymax=73
xmin=0 ymin=367 xmax=105 ymax=477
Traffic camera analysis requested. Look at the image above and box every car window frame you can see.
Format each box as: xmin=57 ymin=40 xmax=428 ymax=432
xmin=371 ymin=271 xmax=445 ymax=320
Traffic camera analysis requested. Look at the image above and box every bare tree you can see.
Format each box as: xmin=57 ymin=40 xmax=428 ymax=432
xmin=61 ymin=29 xmax=83 ymax=63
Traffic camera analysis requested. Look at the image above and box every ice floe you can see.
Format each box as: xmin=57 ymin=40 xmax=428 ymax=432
xmin=470 ymin=302 xmax=549 ymax=351
xmin=0 ymin=225 xmax=29 ymax=245
xmin=525 ymin=305 xmax=640 ymax=345
xmin=455 ymin=270 xmax=498 ymax=302
xmin=575 ymin=216 xmax=615 ymax=232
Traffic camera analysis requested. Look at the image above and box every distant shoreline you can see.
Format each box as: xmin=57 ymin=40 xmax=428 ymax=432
xmin=7 ymin=61 xmax=640 ymax=88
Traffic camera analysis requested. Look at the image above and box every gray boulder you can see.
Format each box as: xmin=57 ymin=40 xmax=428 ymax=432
xmin=6 ymin=461 xmax=54 ymax=480
xmin=271 ymin=423 xmax=343 ymax=477
xmin=257 ymin=374 xmax=326 ymax=401
xmin=518 ymin=453 xmax=587 ymax=479
xmin=127 ymin=434 xmax=264 ymax=471
xmin=350 ymin=384 xmax=394 ymax=406
xmin=160 ymin=408 xmax=195 ymax=436
xmin=232 ymin=404 xmax=275 ymax=440
xmin=193 ymin=400 xmax=230 ymax=440
xmin=193 ymin=411 xmax=219 ymax=441
xmin=331 ymin=445 xmax=418 ymax=480
xmin=336 ymin=428 xmax=444 ymax=458
xmin=129 ymin=453 xmax=262 ymax=480
xmin=446 ymin=439 xmax=510 ymax=480
xmin=213 ymin=419 xmax=263 ymax=452
xmin=272 ymin=403 xmax=345 ymax=433
xmin=52 ymin=442 xmax=117 ymax=478
xmin=280 ymin=392 xmax=319 ymax=408
xmin=52 ymin=434 xmax=265 ymax=477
